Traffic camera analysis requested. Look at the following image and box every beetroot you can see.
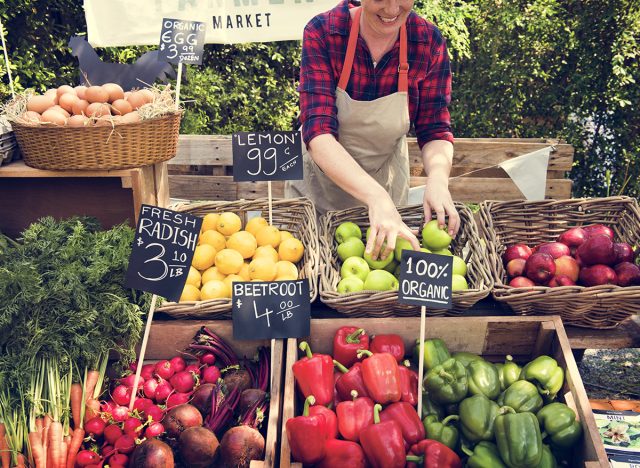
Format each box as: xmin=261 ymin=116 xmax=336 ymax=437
xmin=76 ymin=450 xmax=101 ymax=467
xmin=164 ymin=403 xmax=203 ymax=438
xmin=143 ymin=378 xmax=159 ymax=399
xmin=145 ymin=422 xmax=165 ymax=438
xmin=155 ymin=360 xmax=175 ymax=380
xmin=170 ymin=371 xmax=197 ymax=393
xmin=179 ymin=426 xmax=220 ymax=468
xmin=223 ymin=368 xmax=252 ymax=394
xmin=202 ymin=366 xmax=221 ymax=384
xmin=166 ymin=392 xmax=192 ymax=409
xmin=123 ymin=417 xmax=144 ymax=437
xmin=199 ymin=352 xmax=216 ymax=366
xmin=191 ymin=383 xmax=215 ymax=415
xmin=103 ymin=424 xmax=123 ymax=445
xmin=112 ymin=385 xmax=133 ymax=406
xmin=130 ymin=438 xmax=175 ymax=468
xmin=170 ymin=356 xmax=187 ymax=373
xmin=239 ymin=389 xmax=267 ymax=415
xmin=219 ymin=426 xmax=265 ymax=468
xmin=84 ymin=416 xmax=106 ymax=437
xmin=155 ymin=380 xmax=173 ymax=403
xmin=114 ymin=434 xmax=136 ymax=454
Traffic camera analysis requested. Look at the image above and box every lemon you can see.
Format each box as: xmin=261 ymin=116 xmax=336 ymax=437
xmin=280 ymin=231 xmax=294 ymax=241
xmin=279 ymin=237 xmax=304 ymax=263
xmin=180 ymin=284 xmax=201 ymax=302
xmin=245 ymin=217 xmax=268 ymax=237
xmin=216 ymin=212 xmax=242 ymax=236
xmin=215 ymin=248 xmax=244 ymax=275
xmin=238 ymin=262 xmax=251 ymax=281
xmin=253 ymin=245 xmax=279 ymax=264
xmin=192 ymin=244 xmax=217 ymax=271
xmin=201 ymin=280 xmax=230 ymax=300
xmin=223 ymin=274 xmax=245 ymax=294
xmin=255 ymin=226 xmax=282 ymax=248
xmin=249 ymin=257 xmax=277 ymax=281
xmin=201 ymin=213 xmax=220 ymax=233
xmin=199 ymin=230 xmax=226 ymax=251
xmin=275 ymin=260 xmax=298 ymax=280
xmin=201 ymin=266 xmax=226 ymax=284
xmin=186 ymin=266 xmax=202 ymax=288
xmin=226 ymin=231 xmax=257 ymax=259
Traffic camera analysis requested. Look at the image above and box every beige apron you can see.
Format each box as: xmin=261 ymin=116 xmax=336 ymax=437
xmin=286 ymin=6 xmax=411 ymax=214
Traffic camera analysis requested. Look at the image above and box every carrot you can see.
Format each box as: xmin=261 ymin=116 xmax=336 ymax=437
xmin=28 ymin=432 xmax=45 ymax=468
xmin=65 ymin=428 xmax=84 ymax=468
xmin=59 ymin=436 xmax=68 ymax=468
xmin=84 ymin=370 xmax=100 ymax=403
xmin=70 ymin=384 xmax=83 ymax=430
xmin=42 ymin=415 xmax=51 ymax=468
xmin=0 ymin=423 xmax=10 ymax=468
xmin=83 ymin=399 xmax=101 ymax=424
xmin=35 ymin=418 xmax=43 ymax=435
xmin=47 ymin=421 xmax=62 ymax=468
xmin=16 ymin=453 xmax=27 ymax=468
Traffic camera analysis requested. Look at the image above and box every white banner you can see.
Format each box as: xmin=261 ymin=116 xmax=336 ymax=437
xmin=84 ymin=0 xmax=339 ymax=47
xmin=498 ymin=146 xmax=551 ymax=201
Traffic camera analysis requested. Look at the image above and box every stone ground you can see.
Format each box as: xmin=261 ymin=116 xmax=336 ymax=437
xmin=578 ymin=348 xmax=640 ymax=399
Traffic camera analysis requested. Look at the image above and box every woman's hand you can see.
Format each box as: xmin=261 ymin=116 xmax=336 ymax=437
xmin=366 ymin=193 xmax=421 ymax=260
xmin=423 ymin=178 xmax=460 ymax=237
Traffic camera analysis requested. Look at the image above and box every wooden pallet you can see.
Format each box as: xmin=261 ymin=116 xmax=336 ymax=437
xmin=169 ymin=136 xmax=574 ymax=202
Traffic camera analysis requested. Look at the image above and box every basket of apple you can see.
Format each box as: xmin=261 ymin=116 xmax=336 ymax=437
xmin=319 ymin=203 xmax=493 ymax=317
xmin=479 ymin=196 xmax=640 ymax=328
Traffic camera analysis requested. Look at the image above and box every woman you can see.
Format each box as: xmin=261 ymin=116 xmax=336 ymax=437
xmin=286 ymin=0 xmax=459 ymax=260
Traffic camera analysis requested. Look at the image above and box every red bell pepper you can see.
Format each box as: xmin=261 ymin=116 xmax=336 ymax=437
xmin=333 ymin=371 xmax=342 ymax=407
xmin=285 ymin=395 xmax=327 ymax=465
xmin=333 ymin=327 xmax=370 ymax=368
xmin=398 ymin=360 xmax=419 ymax=406
xmin=379 ymin=401 xmax=425 ymax=448
xmin=370 ymin=334 xmax=405 ymax=363
xmin=336 ymin=390 xmax=374 ymax=442
xmin=292 ymin=341 xmax=334 ymax=407
xmin=309 ymin=404 xmax=338 ymax=439
xmin=334 ymin=360 xmax=370 ymax=401
xmin=357 ymin=350 xmax=402 ymax=404
xmin=316 ymin=439 xmax=367 ymax=468
xmin=406 ymin=439 xmax=462 ymax=468
xmin=360 ymin=403 xmax=406 ymax=468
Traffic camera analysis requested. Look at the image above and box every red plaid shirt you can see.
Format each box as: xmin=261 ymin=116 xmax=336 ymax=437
xmin=300 ymin=0 xmax=454 ymax=148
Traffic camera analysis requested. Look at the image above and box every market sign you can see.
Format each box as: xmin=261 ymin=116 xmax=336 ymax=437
xmin=398 ymin=250 xmax=453 ymax=309
xmin=159 ymin=18 xmax=206 ymax=65
xmin=232 ymin=131 xmax=303 ymax=182
xmin=125 ymin=205 xmax=202 ymax=302
xmin=84 ymin=0 xmax=339 ymax=47
xmin=232 ymin=280 xmax=310 ymax=339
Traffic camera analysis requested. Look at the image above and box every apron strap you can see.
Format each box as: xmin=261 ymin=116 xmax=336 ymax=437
xmin=337 ymin=7 xmax=409 ymax=94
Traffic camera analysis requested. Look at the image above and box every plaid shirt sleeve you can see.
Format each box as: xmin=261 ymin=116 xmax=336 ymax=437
xmin=414 ymin=28 xmax=454 ymax=148
xmin=299 ymin=20 xmax=339 ymax=146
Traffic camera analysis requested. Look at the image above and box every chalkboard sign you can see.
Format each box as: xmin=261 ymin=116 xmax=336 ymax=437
xmin=398 ymin=250 xmax=453 ymax=309
xmin=159 ymin=18 xmax=206 ymax=65
xmin=232 ymin=131 xmax=303 ymax=181
xmin=125 ymin=205 xmax=202 ymax=302
xmin=232 ymin=280 xmax=310 ymax=339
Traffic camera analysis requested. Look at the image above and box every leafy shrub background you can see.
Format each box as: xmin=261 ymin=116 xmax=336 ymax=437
xmin=1 ymin=0 xmax=638 ymax=197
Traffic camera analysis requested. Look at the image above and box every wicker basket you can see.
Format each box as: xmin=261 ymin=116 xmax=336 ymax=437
xmin=158 ymin=197 xmax=320 ymax=319
xmin=479 ymin=196 xmax=640 ymax=328
xmin=319 ymin=203 xmax=493 ymax=317
xmin=11 ymin=112 xmax=181 ymax=170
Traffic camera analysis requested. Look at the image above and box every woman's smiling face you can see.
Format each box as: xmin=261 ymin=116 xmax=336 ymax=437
xmin=361 ymin=0 xmax=415 ymax=36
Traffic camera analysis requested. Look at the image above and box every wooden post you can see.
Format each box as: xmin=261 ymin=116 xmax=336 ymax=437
xmin=128 ymin=294 xmax=158 ymax=410
xmin=417 ymin=305 xmax=426 ymax=418
xmin=175 ymin=62 xmax=183 ymax=111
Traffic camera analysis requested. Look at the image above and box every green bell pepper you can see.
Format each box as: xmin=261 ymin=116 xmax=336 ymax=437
xmin=421 ymin=395 xmax=445 ymax=420
xmin=497 ymin=355 xmax=522 ymax=391
xmin=462 ymin=441 xmax=507 ymax=468
xmin=497 ymin=380 xmax=544 ymax=413
xmin=536 ymin=402 xmax=583 ymax=448
xmin=459 ymin=394 xmax=499 ymax=442
xmin=467 ymin=359 xmax=501 ymax=400
xmin=452 ymin=351 xmax=484 ymax=367
xmin=536 ymin=445 xmax=558 ymax=468
xmin=415 ymin=338 xmax=451 ymax=371
xmin=520 ymin=356 xmax=564 ymax=400
xmin=495 ymin=407 xmax=543 ymax=468
xmin=424 ymin=358 xmax=468 ymax=404
xmin=423 ymin=414 xmax=459 ymax=450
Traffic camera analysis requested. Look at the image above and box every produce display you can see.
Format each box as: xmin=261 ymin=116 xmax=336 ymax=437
xmin=287 ymin=327 xmax=583 ymax=467
xmin=333 ymin=220 xmax=470 ymax=294
xmin=503 ymin=224 xmax=640 ymax=287
xmin=179 ymin=212 xmax=305 ymax=302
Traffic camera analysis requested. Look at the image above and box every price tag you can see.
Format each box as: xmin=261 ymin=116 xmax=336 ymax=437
xmin=398 ymin=250 xmax=453 ymax=309
xmin=232 ymin=131 xmax=303 ymax=181
xmin=124 ymin=205 xmax=202 ymax=302
xmin=159 ymin=18 xmax=206 ymax=65
xmin=232 ymin=280 xmax=310 ymax=339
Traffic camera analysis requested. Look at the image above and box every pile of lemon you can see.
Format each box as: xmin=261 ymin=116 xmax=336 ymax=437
xmin=180 ymin=212 xmax=305 ymax=302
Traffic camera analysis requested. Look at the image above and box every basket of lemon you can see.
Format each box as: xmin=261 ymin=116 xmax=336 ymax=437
xmin=157 ymin=197 xmax=320 ymax=319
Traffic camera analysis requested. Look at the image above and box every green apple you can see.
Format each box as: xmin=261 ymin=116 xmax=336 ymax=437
xmin=337 ymin=237 xmax=365 ymax=261
xmin=335 ymin=222 xmax=362 ymax=244
xmin=337 ymin=277 xmax=365 ymax=294
xmin=421 ymin=247 xmax=431 ymax=253
xmin=394 ymin=264 xmax=402 ymax=278
xmin=364 ymin=269 xmax=399 ymax=291
xmin=452 ymin=255 xmax=467 ymax=276
xmin=340 ymin=256 xmax=370 ymax=282
xmin=422 ymin=220 xmax=452 ymax=251
xmin=383 ymin=259 xmax=399 ymax=273
xmin=452 ymin=274 xmax=469 ymax=291
xmin=432 ymin=249 xmax=452 ymax=256
xmin=364 ymin=251 xmax=394 ymax=270
xmin=394 ymin=238 xmax=413 ymax=262
xmin=365 ymin=227 xmax=372 ymax=241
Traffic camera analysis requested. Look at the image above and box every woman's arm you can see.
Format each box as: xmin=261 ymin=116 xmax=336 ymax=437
xmin=422 ymin=139 xmax=459 ymax=236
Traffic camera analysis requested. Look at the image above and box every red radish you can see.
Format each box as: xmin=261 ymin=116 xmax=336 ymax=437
xmin=104 ymin=424 xmax=123 ymax=445
xmin=155 ymin=360 xmax=175 ymax=379
xmin=123 ymin=417 xmax=144 ymax=437
xmin=85 ymin=416 xmax=107 ymax=436
xmin=184 ymin=364 xmax=201 ymax=376
xmin=155 ymin=380 xmax=173 ymax=403
xmin=109 ymin=453 xmax=129 ymax=465
xmin=101 ymin=400 xmax=117 ymax=413
xmin=76 ymin=450 xmax=101 ymax=467
xmin=111 ymin=405 xmax=130 ymax=422
xmin=166 ymin=392 xmax=192 ymax=409
xmin=199 ymin=352 xmax=216 ymax=365
xmin=101 ymin=445 xmax=115 ymax=457
xmin=170 ymin=356 xmax=187 ymax=372
xmin=120 ymin=374 xmax=145 ymax=389
xmin=145 ymin=422 xmax=165 ymax=438
xmin=141 ymin=364 xmax=155 ymax=380
xmin=133 ymin=397 xmax=153 ymax=413
xmin=170 ymin=371 xmax=197 ymax=393
xmin=115 ymin=434 xmax=136 ymax=454
xmin=112 ymin=385 xmax=133 ymax=406
xmin=143 ymin=378 xmax=159 ymax=399
xmin=129 ymin=362 xmax=138 ymax=372
xmin=202 ymin=366 xmax=221 ymax=384
xmin=144 ymin=404 xmax=165 ymax=422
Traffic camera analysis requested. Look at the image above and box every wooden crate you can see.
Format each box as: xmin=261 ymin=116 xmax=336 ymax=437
xmin=169 ymin=136 xmax=574 ymax=202
xmin=280 ymin=316 xmax=607 ymax=468
xmin=143 ymin=321 xmax=284 ymax=468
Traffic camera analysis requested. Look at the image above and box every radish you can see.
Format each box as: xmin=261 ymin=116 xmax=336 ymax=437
xmin=166 ymin=392 xmax=192 ymax=409
xmin=170 ymin=356 xmax=187 ymax=372
xmin=133 ymin=397 xmax=153 ymax=413
xmin=184 ymin=363 xmax=201 ymax=376
xmin=104 ymin=424 xmax=123 ymax=445
xmin=143 ymin=378 xmax=159 ymax=399
xmin=129 ymin=361 xmax=138 ymax=372
xmin=123 ymin=417 xmax=144 ymax=437
xmin=109 ymin=453 xmax=129 ymax=465
xmin=170 ymin=371 xmax=197 ymax=393
xmin=155 ymin=380 xmax=173 ymax=403
xmin=154 ymin=360 xmax=175 ymax=379
xmin=119 ymin=373 xmax=145 ymax=389
xmin=141 ymin=363 xmax=155 ymax=380
xmin=101 ymin=400 xmax=117 ymax=413
xmin=144 ymin=404 xmax=165 ymax=422
xmin=85 ymin=416 xmax=107 ymax=436
xmin=101 ymin=446 xmax=115 ymax=458
xmin=202 ymin=366 xmax=221 ymax=384
xmin=112 ymin=385 xmax=133 ymax=406
xmin=199 ymin=352 xmax=216 ymax=366
xmin=110 ymin=405 xmax=130 ymax=422
xmin=76 ymin=450 xmax=101 ymax=467
xmin=145 ymin=422 xmax=165 ymax=438
xmin=114 ymin=434 xmax=136 ymax=454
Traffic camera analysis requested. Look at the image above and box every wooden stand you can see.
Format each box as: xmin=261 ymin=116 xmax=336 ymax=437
xmin=0 ymin=161 xmax=169 ymax=236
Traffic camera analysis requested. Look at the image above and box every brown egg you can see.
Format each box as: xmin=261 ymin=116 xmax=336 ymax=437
xmin=59 ymin=93 xmax=79 ymax=113
xmin=67 ymin=115 xmax=88 ymax=128
xmin=119 ymin=111 xmax=141 ymax=124
xmin=85 ymin=86 xmax=109 ymax=103
xmin=138 ymin=89 xmax=155 ymax=104
xmin=44 ymin=89 xmax=59 ymax=105
xmin=111 ymin=115 xmax=123 ymax=124
xmin=19 ymin=111 xmax=41 ymax=125
xmin=102 ymin=83 xmax=125 ymax=103
xmin=75 ymin=85 xmax=87 ymax=100
xmin=72 ymin=99 xmax=90 ymax=116
xmin=27 ymin=95 xmax=56 ymax=114
xmin=86 ymin=102 xmax=111 ymax=117
xmin=41 ymin=109 xmax=68 ymax=126
xmin=49 ymin=105 xmax=71 ymax=118
xmin=111 ymin=99 xmax=132 ymax=115
xmin=57 ymin=85 xmax=76 ymax=98
xmin=125 ymin=91 xmax=146 ymax=110
xmin=94 ymin=117 xmax=114 ymax=127
xmin=124 ymin=91 xmax=131 ymax=100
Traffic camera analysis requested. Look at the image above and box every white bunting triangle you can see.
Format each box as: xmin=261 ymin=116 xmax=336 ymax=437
xmin=498 ymin=146 xmax=552 ymax=201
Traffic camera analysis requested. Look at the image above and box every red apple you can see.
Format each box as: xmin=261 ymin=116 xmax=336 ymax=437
xmin=536 ymin=242 xmax=571 ymax=259
xmin=557 ymin=227 xmax=588 ymax=248
xmin=506 ymin=258 xmax=527 ymax=278
xmin=554 ymin=255 xmax=580 ymax=282
xmin=613 ymin=242 xmax=635 ymax=265
xmin=576 ymin=234 xmax=615 ymax=266
xmin=502 ymin=244 xmax=533 ymax=265
xmin=614 ymin=262 xmax=640 ymax=287
xmin=509 ymin=276 xmax=536 ymax=288
xmin=524 ymin=253 xmax=556 ymax=284
xmin=579 ymin=264 xmax=618 ymax=287
xmin=554 ymin=275 xmax=577 ymax=286
xmin=583 ymin=224 xmax=614 ymax=240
